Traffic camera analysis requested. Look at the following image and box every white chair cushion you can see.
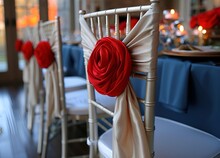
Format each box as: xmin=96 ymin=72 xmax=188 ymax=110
xmin=98 ymin=117 xmax=220 ymax=158
xmin=64 ymin=76 xmax=87 ymax=92
xmin=65 ymin=89 xmax=115 ymax=115
xmin=98 ymin=128 xmax=113 ymax=158
xmin=43 ymin=75 xmax=87 ymax=91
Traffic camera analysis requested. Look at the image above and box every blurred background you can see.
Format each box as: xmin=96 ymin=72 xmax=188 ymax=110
xmin=0 ymin=0 xmax=219 ymax=85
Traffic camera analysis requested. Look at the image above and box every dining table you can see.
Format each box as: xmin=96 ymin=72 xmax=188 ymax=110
xmin=62 ymin=43 xmax=220 ymax=139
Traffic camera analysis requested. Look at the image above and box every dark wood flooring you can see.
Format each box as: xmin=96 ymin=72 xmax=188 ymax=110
xmin=0 ymin=85 xmax=89 ymax=158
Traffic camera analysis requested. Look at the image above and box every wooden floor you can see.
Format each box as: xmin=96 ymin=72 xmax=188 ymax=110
xmin=0 ymin=85 xmax=89 ymax=158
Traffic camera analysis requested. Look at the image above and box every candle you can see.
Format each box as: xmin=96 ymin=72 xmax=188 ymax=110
xmin=176 ymin=24 xmax=186 ymax=36
xmin=197 ymin=26 xmax=205 ymax=45
xmin=164 ymin=9 xmax=179 ymax=20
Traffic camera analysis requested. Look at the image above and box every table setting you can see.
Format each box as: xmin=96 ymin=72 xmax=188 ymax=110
xmin=163 ymin=44 xmax=220 ymax=57
xmin=160 ymin=7 xmax=220 ymax=58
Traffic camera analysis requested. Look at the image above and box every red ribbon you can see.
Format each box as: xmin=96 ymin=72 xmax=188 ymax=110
xmin=15 ymin=39 xmax=23 ymax=52
xmin=87 ymin=37 xmax=131 ymax=97
xmin=21 ymin=41 xmax=34 ymax=61
xmin=34 ymin=41 xmax=54 ymax=68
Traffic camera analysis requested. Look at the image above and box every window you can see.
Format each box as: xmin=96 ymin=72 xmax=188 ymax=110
xmin=190 ymin=0 xmax=206 ymax=16
xmin=15 ymin=0 xmax=39 ymax=69
xmin=48 ymin=0 xmax=57 ymax=20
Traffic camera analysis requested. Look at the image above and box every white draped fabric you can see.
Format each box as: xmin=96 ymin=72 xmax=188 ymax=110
xmin=22 ymin=62 xmax=30 ymax=83
xmin=22 ymin=27 xmax=33 ymax=84
xmin=28 ymin=56 xmax=42 ymax=106
xmin=28 ymin=26 xmax=42 ymax=106
xmin=22 ymin=26 xmax=42 ymax=107
xmin=45 ymin=63 xmax=61 ymax=124
xmin=80 ymin=3 xmax=159 ymax=158
xmin=40 ymin=26 xmax=61 ymax=125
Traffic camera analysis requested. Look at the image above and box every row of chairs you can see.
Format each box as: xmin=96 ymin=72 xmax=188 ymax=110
xmin=22 ymin=15 xmax=115 ymax=158
xmin=21 ymin=0 xmax=220 ymax=157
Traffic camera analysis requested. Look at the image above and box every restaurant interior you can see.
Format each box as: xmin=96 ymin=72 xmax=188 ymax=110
xmin=0 ymin=0 xmax=220 ymax=158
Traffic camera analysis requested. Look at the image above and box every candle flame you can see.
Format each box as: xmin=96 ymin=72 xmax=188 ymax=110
xmin=198 ymin=26 xmax=203 ymax=31
xmin=179 ymin=25 xmax=184 ymax=32
xmin=202 ymin=29 xmax=207 ymax=34
xmin=170 ymin=9 xmax=175 ymax=14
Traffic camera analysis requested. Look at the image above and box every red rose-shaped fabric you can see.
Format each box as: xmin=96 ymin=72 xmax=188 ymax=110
xmin=15 ymin=39 xmax=23 ymax=52
xmin=87 ymin=37 xmax=131 ymax=97
xmin=119 ymin=18 xmax=138 ymax=30
xmin=34 ymin=41 xmax=54 ymax=68
xmin=21 ymin=41 xmax=34 ymax=61
xmin=197 ymin=10 xmax=219 ymax=29
xmin=190 ymin=7 xmax=220 ymax=29
xmin=190 ymin=16 xmax=198 ymax=29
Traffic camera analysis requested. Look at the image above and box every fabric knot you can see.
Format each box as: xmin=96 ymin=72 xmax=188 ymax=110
xmin=21 ymin=40 xmax=34 ymax=61
xmin=35 ymin=41 xmax=55 ymax=68
xmin=88 ymin=37 xmax=131 ymax=97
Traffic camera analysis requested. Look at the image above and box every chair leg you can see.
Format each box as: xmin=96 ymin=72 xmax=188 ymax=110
xmin=27 ymin=104 xmax=34 ymax=132
xmin=42 ymin=121 xmax=50 ymax=158
xmin=88 ymin=122 xmax=99 ymax=158
xmin=89 ymin=142 xmax=99 ymax=158
xmin=61 ymin=112 xmax=68 ymax=158
xmin=24 ymin=83 xmax=29 ymax=115
xmin=37 ymin=90 xmax=44 ymax=154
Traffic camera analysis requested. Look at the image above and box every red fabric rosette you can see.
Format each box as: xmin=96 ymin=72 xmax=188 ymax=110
xmin=21 ymin=41 xmax=34 ymax=61
xmin=190 ymin=7 xmax=220 ymax=29
xmin=110 ymin=18 xmax=138 ymax=33
xmin=190 ymin=16 xmax=198 ymax=29
xmin=87 ymin=37 xmax=132 ymax=97
xmin=119 ymin=18 xmax=138 ymax=30
xmin=197 ymin=9 xmax=218 ymax=29
xmin=34 ymin=41 xmax=55 ymax=68
xmin=15 ymin=39 xmax=23 ymax=52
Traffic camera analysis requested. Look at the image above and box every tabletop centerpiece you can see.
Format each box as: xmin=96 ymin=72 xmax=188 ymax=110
xmin=190 ymin=7 xmax=220 ymax=46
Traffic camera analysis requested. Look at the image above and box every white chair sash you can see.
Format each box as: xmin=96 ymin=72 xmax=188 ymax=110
xmin=80 ymin=3 xmax=159 ymax=158
xmin=40 ymin=26 xmax=61 ymax=125
xmin=28 ymin=57 xmax=42 ymax=106
xmin=45 ymin=62 xmax=61 ymax=125
xmin=23 ymin=62 xmax=30 ymax=83
xmin=22 ymin=27 xmax=33 ymax=84
xmin=28 ymin=26 xmax=42 ymax=107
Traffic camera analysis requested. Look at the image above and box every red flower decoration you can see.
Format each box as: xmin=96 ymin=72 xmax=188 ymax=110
xmin=190 ymin=16 xmax=198 ymax=29
xmin=21 ymin=41 xmax=34 ymax=61
xmin=34 ymin=41 xmax=55 ymax=68
xmin=110 ymin=18 xmax=138 ymax=33
xmin=15 ymin=39 xmax=23 ymax=52
xmin=119 ymin=18 xmax=138 ymax=30
xmin=190 ymin=7 xmax=220 ymax=29
xmin=88 ymin=37 xmax=132 ymax=97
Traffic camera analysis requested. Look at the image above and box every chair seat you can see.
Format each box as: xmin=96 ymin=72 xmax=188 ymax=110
xmin=65 ymin=89 xmax=115 ymax=116
xmin=43 ymin=68 xmax=86 ymax=90
xmin=64 ymin=76 xmax=87 ymax=92
xmin=43 ymin=76 xmax=86 ymax=91
xmin=98 ymin=117 xmax=220 ymax=158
